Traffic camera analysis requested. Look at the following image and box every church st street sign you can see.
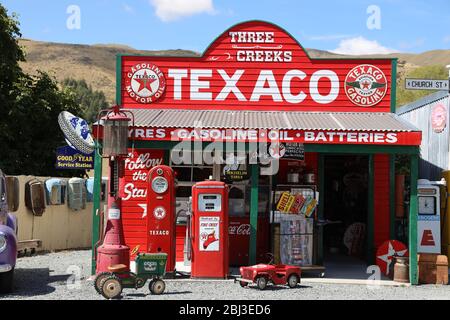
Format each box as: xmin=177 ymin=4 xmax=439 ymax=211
xmin=405 ymin=78 xmax=449 ymax=91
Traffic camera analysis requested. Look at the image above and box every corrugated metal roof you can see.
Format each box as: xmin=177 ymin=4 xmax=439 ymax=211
xmin=128 ymin=109 xmax=420 ymax=132
xmin=396 ymin=91 xmax=449 ymax=115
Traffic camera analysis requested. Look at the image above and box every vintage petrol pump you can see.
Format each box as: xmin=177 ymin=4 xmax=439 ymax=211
xmin=189 ymin=180 xmax=229 ymax=278
xmin=418 ymin=179 xmax=442 ymax=254
xmin=96 ymin=106 xmax=134 ymax=274
xmin=146 ymin=165 xmax=176 ymax=276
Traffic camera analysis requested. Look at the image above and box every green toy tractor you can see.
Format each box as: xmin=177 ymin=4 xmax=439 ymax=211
xmin=94 ymin=253 xmax=168 ymax=299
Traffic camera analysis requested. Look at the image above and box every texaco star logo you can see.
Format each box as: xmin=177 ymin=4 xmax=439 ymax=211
xmin=376 ymin=240 xmax=408 ymax=275
xmin=345 ymin=64 xmax=387 ymax=107
xmin=125 ymin=63 xmax=166 ymax=104
xmin=268 ymin=143 xmax=285 ymax=159
xmin=153 ymin=206 xmax=166 ymax=220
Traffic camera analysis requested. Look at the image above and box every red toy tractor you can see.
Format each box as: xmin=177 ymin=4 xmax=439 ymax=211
xmin=236 ymin=263 xmax=301 ymax=290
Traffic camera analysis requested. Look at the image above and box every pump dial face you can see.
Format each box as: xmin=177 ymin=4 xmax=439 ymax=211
xmin=418 ymin=196 xmax=435 ymax=215
xmin=152 ymin=176 xmax=168 ymax=194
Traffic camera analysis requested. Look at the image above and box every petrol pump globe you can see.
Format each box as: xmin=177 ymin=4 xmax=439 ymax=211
xmin=102 ymin=109 xmax=130 ymax=157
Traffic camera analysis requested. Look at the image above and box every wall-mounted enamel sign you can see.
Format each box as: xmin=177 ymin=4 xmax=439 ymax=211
xmin=119 ymin=21 xmax=393 ymax=112
xmin=431 ymin=103 xmax=447 ymax=133
xmin=58 ymin=111 xmax=95 ymax=155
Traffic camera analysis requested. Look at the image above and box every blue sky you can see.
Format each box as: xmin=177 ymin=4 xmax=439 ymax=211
xmin=2 ymin=0 xmax=450 ymax=54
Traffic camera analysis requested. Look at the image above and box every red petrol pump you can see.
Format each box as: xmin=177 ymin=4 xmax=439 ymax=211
xmin=146 ymin=165 xmax=176 ymax=276
xmin=96 ymin=106 xmax=134 ymax=274
xmin=190 ymin=181 xmax=229 ymax=278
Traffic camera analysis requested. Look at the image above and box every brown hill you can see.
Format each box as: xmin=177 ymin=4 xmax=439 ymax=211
xmin=18 ymin=38 xmax=450 ymax=103
xmin=18 ymin=39 xmax=198 ymax=103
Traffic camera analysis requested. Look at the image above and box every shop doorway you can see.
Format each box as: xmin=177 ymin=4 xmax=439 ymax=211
xmin=323 ymin=155 xmax=369 ymax=278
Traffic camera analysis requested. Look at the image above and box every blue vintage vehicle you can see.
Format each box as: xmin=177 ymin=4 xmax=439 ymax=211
xmin=0 ymin=170 xmax=17 ymax=293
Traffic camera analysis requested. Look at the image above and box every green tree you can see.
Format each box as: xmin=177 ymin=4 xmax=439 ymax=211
xmin=397 ymin=65 xmax=448 ymax=107
xmin=0 ymin=5 xmax=84 ymax=176
xmin=0 ymin=5 xmax=25 ymax=139
xmin=62 ymin=78 xmax=109 ymax=123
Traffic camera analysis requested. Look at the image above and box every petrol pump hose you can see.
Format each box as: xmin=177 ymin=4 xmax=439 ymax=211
xmin=183 ymin=196 xmax=193 ymax=263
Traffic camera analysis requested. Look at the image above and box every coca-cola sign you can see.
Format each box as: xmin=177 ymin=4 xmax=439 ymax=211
xmin=229 ymin=223 xmax=251 ymax=236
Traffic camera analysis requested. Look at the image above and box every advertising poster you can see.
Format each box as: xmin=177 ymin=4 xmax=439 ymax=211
xmin=55 ymin=145 xmax=94 ymax=170
xmin=199 ymin=216 xmax=220 ymax=251
xmin=121 ymin=148 xmax=165 ymax=258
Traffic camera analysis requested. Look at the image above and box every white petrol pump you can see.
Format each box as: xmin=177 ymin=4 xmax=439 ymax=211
xmin=417 ymin=179 xmax=443 ymax=254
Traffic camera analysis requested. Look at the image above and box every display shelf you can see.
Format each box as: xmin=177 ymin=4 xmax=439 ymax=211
xmin=270 ymin=184 xmax=325 ymax=275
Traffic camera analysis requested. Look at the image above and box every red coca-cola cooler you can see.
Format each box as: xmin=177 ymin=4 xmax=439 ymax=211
xmin=228 ymin=185 xmax=270 ymax=265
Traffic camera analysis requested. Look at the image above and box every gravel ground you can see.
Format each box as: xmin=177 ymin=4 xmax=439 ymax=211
xmin=1 ymin=250 xmax=450 ymax=300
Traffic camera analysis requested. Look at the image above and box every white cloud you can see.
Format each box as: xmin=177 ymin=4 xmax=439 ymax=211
xmin=444 ymin=36 xmax=450 ymax=44
xmin=123 ymin=4 xmax=135 ymax=14
xmin=330 ymin=36 xmax=398 ymax=55
xmin=150 ymin=0 xmax=215 ymax=22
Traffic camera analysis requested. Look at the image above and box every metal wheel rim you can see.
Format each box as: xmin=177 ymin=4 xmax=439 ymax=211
xmin=288 ymin=275 xmax=298 ymax=287
xmin=103 ymin=279 xmax=122 ymax=299
xmin=152 ymin=280 xmax=165 ymax=294
xmin=95 ymin=274 xmax=110 ymax=293
xmin=257 ymin=278 xmax=267 ymax=289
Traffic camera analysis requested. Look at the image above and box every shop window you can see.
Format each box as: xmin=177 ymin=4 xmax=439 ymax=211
xmin=193 ymin=167 xmax=213 ymax=181
xmin=173 ymin=167 xmax=192 ymax=182
xmin=229 ymin=185 xmax=245 ymax=217
xmin=175 ymin=184 xmax=192 ymax=225
xmin=171 ymin=151 xmax=213 ymax=225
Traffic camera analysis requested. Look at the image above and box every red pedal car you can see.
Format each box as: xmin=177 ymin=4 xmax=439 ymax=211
xmin=236 ymin=263 xmax=301 ymax=290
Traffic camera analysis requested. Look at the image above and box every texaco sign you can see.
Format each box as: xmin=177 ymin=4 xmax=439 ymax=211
xmin=125 ymin=62 xmax=166 ymax=104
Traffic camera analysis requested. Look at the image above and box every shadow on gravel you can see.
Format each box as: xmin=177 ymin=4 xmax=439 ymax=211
xmin=126 ymin=291 xmax=193 ymax=298
xmin=0 ymin=268 xmax=71 ymax=298
xmin=244 ymin=285 xmax=312 ymax=291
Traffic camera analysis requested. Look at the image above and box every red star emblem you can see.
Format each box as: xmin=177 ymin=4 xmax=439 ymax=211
xmin=134 ymin=71 xmax=157 ymax=93
xmin=361 ymin=80 xmax=371 ymax=89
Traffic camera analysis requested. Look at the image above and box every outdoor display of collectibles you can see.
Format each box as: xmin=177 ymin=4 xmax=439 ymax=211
xmin=98 ymin=20 xmax=423 ymax=282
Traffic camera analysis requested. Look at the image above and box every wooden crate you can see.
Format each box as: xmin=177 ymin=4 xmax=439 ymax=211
xmin=418 ymin=253 xmax=449 ymax=285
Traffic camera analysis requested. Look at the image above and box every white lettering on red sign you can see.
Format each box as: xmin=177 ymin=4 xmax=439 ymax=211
xmin=122 ymin=21 xmax=393 ymax=111
xmin=303 ymin=132 xmax=397 ymax=144
xmin=229 ymin=223 xmax=251 ymax=236
xmin=167 ymin=68 xmax=340 ymax=104
xmin=149 ymin=230 xmax=170 ymax=236
xmin=121 ymin=150 xmax=164 ymax=202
